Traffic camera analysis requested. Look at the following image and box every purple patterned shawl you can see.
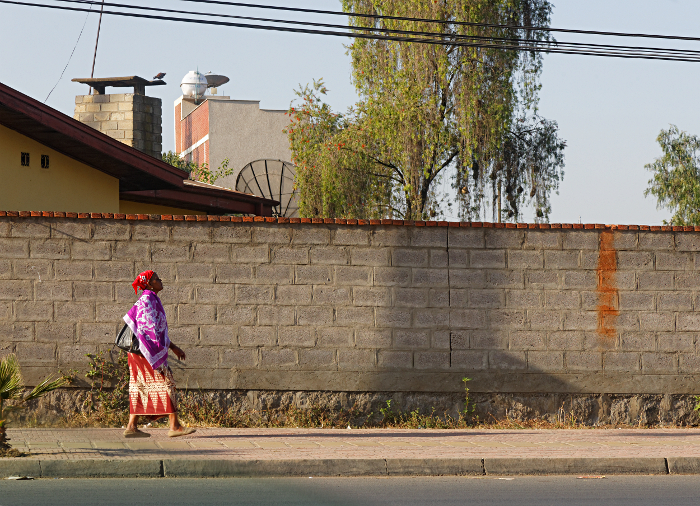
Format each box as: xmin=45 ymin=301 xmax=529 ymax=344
xmin=123 ymin=290 xmax=170 ymax=370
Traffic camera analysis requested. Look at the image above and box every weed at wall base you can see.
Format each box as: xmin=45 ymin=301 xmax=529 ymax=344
xmin=51 ymin=352 xmax=700 ymax=430
xmin=56 ymin=352 xmax=478 ymax=429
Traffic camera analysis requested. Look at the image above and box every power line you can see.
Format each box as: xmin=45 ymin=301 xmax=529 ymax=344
xmin=44 ymin=0 xmax=92 ymax=102
xmin=174 ymin=0 xmax=700 ymax=44
xmin=55 ymin=0 xmax=700 ymax=59
xmin=90 ymin=0 xmax=105 ymax=80
xmin=5 ymin=0 xmax=700 ymax=62
xmin=58 ymin=0 xmax=554 ymax=47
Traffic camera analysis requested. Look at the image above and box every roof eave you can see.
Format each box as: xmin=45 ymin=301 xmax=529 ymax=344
xmin=0 ymin=81 xmax=188 ymax=191
xmin=120 ymin=188 xmax=278 ymax=216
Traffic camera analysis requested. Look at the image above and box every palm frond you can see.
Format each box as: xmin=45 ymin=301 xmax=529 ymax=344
xmin=0 ymin=354 xmax=24 ymax=401
xmin=23 ymin=375 xmax=70 ymax=403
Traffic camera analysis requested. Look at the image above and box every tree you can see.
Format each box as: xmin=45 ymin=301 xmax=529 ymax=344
xmin=162 ymin=151 xmax=200 ymax=173
xmin=286 ymin=81 xmax=393 ymax=219
xmin=645 ymin=125 xmax=700 ymax=226
xmin=287 ymin=0 xmax=565 ymax=221
xmin=162 ymin=151 xmax=234 ymax=187
xmin=0 ymin=354 xmax=68 ymax=457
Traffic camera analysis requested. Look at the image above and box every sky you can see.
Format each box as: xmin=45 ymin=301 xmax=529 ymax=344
xmin=2 ymin=0 xmax=700 ymax=225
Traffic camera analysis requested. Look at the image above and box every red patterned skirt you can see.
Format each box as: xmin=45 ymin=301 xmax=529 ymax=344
xmin=128 ymin=352 xmax=177 ymax=418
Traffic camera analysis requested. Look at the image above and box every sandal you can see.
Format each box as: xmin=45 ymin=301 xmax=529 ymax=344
xmin=123 ymin=428 xmax=151 ymax=438
xmin=168 ymin=427 xmax=196 ymax=438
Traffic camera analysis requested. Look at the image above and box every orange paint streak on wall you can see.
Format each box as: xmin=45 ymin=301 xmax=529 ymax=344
xmin=597 ymin=229 xmax=619 ymax=341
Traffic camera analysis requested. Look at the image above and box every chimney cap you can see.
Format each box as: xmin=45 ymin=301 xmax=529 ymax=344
xmin=72 ymin=76 xmax=166 ymax=95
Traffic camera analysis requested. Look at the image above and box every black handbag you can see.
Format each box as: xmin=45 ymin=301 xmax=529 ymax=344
xmin=115 ymin=323 xmax=141 ymax=354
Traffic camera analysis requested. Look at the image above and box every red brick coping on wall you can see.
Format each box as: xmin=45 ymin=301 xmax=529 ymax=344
xmin=0 ymin=211 xmax=692 ymax=232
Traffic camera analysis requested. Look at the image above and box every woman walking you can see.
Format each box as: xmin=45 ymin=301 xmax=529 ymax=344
xmin=122 ymin=270 xmax=195 ymax=438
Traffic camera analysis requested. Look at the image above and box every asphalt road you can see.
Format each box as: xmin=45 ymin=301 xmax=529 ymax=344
xmin=2 ymin=476 xmax=700 ymax=505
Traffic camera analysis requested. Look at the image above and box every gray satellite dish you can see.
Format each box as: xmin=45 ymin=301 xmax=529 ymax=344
xmin=235 ymin=160 xmax=299 ymax=218
xmin=204 ymin=73 xmax=230 ymax=88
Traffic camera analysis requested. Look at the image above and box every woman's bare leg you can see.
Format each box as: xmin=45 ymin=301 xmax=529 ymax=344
xmin=126 ymin=414 xmax=139 ymax=431
xmin=169 ymin=413 xmax=182 ymax=431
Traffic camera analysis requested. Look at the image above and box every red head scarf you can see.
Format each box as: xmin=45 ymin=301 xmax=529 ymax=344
xmin=132 ymin=270 xmax=155 ymax=294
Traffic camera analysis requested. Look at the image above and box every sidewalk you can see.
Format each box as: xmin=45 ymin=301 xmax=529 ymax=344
xmin=4 ymin=427 xmax=700 ymax=478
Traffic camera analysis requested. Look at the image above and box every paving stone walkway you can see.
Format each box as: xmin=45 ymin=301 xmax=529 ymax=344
xmin=7 ymin=427 xmax=700 ymax=461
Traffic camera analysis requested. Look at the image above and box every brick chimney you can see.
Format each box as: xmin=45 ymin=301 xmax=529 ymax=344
xmin=72 ymin=76 xmax=164 ymax=159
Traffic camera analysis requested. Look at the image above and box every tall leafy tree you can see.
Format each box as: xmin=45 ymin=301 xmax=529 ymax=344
xmin=288 ymin=0 xmax=565 ymax=221
xmin=645 ymin=125 xmax=700 ymax=226
xmin=286 ymin=81 xmax=394 ymax=219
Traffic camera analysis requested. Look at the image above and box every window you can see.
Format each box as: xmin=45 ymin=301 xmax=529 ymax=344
xmin=41 ymin=155 xmax=49 ymax=169
xmin=21 ymin=152 xmax=29 ymax=166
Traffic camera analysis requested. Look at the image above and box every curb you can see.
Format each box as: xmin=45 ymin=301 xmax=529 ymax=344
xmin=41 ymin=460 xmax=163 ymax=478
xmin=483 ymin=458 xmax=668 ymax=476
xmin=163 ymin=459 xmax=388 ymax=478
xmin=0 ymin=457 xmax=695 ymax=478
xmin=0 ymin=459 xmax=41 ymax=478
xmin=386 ymin=458 xmax=483 ymax=476
xmin=667 ymin=457 xmax=700 ymax=474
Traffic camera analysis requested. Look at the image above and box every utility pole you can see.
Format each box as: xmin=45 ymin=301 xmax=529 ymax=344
xmin=89 ymin=0 xmax=105 ymax=94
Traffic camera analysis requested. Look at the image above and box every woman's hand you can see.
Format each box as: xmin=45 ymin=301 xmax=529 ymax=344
xmin=170 ymin=344 xmax=186 ymax=361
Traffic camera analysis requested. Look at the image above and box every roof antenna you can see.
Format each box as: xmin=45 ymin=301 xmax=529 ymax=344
xmin=89 ymin=0 xmax=106 ymax=94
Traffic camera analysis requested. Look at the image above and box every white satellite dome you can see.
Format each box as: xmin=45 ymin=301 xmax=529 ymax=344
xmin=180 ymin=70 xmax=208 ymax=98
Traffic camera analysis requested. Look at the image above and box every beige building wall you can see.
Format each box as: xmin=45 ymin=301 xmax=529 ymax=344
xmin=210 ymin=100 xmax=291 ymax=190
xmin=0 ymin=124 xmax=120 ymax=213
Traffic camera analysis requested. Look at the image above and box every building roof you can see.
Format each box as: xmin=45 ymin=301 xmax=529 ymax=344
xmin=0 ymin=81 xmax=278 ymax=215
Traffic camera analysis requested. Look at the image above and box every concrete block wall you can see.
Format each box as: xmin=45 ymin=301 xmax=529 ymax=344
xmin=74 ymin=94 xmax=163 ymax=159
xmin=2 ymin=213 xmax=700 ymax=398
